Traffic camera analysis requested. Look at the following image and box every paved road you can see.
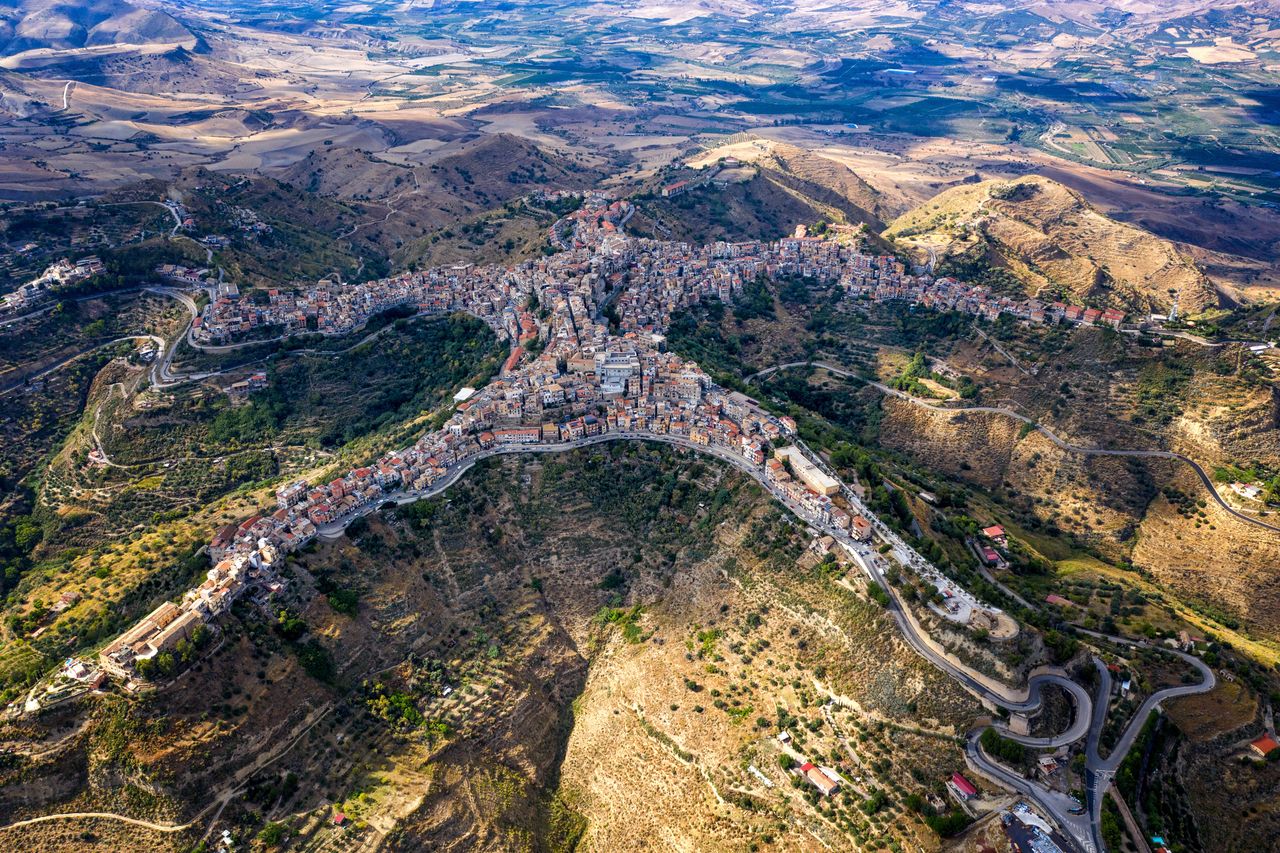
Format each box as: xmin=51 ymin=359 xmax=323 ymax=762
xmin=0 ymin=285 xmax=196 ymax=392
xmin=0 ymin=285 xmax=507 ymax=394
xmin=0 ymin=284 xmax=163 ymax=328
xmin=0 ymin=302 xmax=54 ymax=327
xmin=3 ymin=320 xmax=1217 ymax=849
xmin=751 ymin=360 xmax=1280 ymax=536
xmin=314 ymin=425 xmax=1222 ymax=852
xmin=1075 ymin=630 xmax=1215 ymax=852
xmin=967 ymin=734 xmax=1091 ymax=847
xmin=752 ymin=360 xmax=1229 ymax=850
xmin=1092 ymin=640 xmax=1214 ymax=774
xmin=99 ymin=200 xmax=182 ymax=237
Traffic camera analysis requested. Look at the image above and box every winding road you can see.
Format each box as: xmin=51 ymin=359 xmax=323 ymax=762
xmin=0 ymin=294 xmax=1228 ymax=850
xmin=0 ymin=334 xmax=164 ymax=398
xmin=0 ymin=811 xmax=195 ymax=834
xmin=309 ymin=427 xmax=1216 ymax=852
xmin=0 ymin=285 xmax=202 ymax=395
xmin=750 ymin=360 xmax=1280 ymax=536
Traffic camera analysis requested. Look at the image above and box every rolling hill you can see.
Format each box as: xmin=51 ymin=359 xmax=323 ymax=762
xmin=884 ymin=175 xmax=1219 ymax=314
xmin=275 ymin=134 xmax=605 ymax=258
xmin=0 ymin=0 xmax=195 ymax=59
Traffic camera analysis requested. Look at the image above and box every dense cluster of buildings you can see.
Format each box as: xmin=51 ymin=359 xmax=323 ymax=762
xmin=861 ymin=273 xmax=1126 ymax=330
xmin=107 ymin=196 xmax=916 ymax=682
xmin=213 ymin=339 xmax=878 ymax=586
xmin=191 ymin=192 xmax=630 ymax=345
xmin=0 ymin=255 xmax=105 ymax=314
xmin=98 ymin=532 xmax=287 ymax=681
xmin=100 ymin=192 xmax=1106 ymax=689
xmin=189 ymin=197 xmax=1123 ymax=348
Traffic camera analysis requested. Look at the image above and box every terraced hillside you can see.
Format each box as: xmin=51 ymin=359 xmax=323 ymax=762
xmin=0 ymin=448 xmax=983 ymax=852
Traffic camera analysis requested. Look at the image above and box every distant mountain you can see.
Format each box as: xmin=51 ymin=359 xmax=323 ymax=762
xmin=0 ymin=0 xmax=194 ymax=58
xmin=884 ymin=175 xmax=1218 ymax=314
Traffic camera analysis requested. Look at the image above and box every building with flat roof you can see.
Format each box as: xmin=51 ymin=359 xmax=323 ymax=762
xmin=595 ymin=349 xmax=640 ymax=397
xmin=774 ymin=446 xmax=839 ymax=496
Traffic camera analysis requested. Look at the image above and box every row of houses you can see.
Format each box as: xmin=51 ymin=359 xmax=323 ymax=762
xmin=857 ymin=275 xmax=1126 ymax=330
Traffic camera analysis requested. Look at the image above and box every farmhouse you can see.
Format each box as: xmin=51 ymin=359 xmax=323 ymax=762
xmin=949 ymin=772 xmax=978 ymax=801
xmin=798 ymin=762 xmax=840 ymax=796
xmin=1249 ymin=733 xmax=1279 ymax=759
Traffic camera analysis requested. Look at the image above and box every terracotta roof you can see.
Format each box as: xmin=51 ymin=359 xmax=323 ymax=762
xmin=951 ymin=772 xmax=977 ymax=797
xmin=1251 ymin=734 xmax=1279 ymax=756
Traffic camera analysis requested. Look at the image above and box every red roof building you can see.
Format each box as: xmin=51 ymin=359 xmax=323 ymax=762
xmin=661 ymin=180 xmax=692 ymax=198
xmin=1250 ymin=733 xmax=1279 ymax=758
xmin=950 ymin=772 xmax=978 ymax=799
xmin=799 ymin=762 xmax=840 ymax=796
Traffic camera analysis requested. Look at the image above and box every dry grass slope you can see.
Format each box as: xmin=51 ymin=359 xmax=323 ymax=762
xmin=885 ymin=176 xmax=1217 ymax=313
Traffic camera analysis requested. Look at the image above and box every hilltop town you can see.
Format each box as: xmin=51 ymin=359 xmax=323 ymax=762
xmin=9 ymin=171 xmax=1267 ymax=853
xmin=98 ymin=195 xmax=1006 ymax=686
xmin=188 ymin=193 xmax=1129 ymax=353
xmin=86 ymin=184 xmax=1208 ymax=701
xmin=4 ymin=0 xmax=1280 ymax=849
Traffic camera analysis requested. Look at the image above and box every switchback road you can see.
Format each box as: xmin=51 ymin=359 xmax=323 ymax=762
xmin=2 ymin=323 xmax=1223 ymax=850
xmin=311 ymin=429 xmax=1215 ymax=852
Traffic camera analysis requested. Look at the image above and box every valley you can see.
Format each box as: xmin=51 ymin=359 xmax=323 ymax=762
xmin=0 ymin=2 xmax=1279 ymax=853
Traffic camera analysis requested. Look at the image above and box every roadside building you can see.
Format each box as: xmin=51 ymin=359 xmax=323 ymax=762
xmin=949 ymin=772 xmax=978 ymax=801
xmin=773 ymin=446 xmax=839 ymax=496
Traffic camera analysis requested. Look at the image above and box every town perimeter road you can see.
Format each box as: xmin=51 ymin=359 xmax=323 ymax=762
xmin=310 ymin=431 xmax=1101 ymax=849
xmin=315 ymin=429 xmax=1223 ymax=853
xmin=9 ymin=377 xmax=1208 ymax=850
xmin=750 ymin=361 xmax=1280 ymax=536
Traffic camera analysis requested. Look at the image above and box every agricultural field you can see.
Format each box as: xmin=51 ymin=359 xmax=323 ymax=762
xmin=0 ymin=1 xmax=1278 ymax=850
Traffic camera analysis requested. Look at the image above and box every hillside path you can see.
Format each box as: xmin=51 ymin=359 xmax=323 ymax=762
xmin=749 ymin=360 xmax=1280 ymax=535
